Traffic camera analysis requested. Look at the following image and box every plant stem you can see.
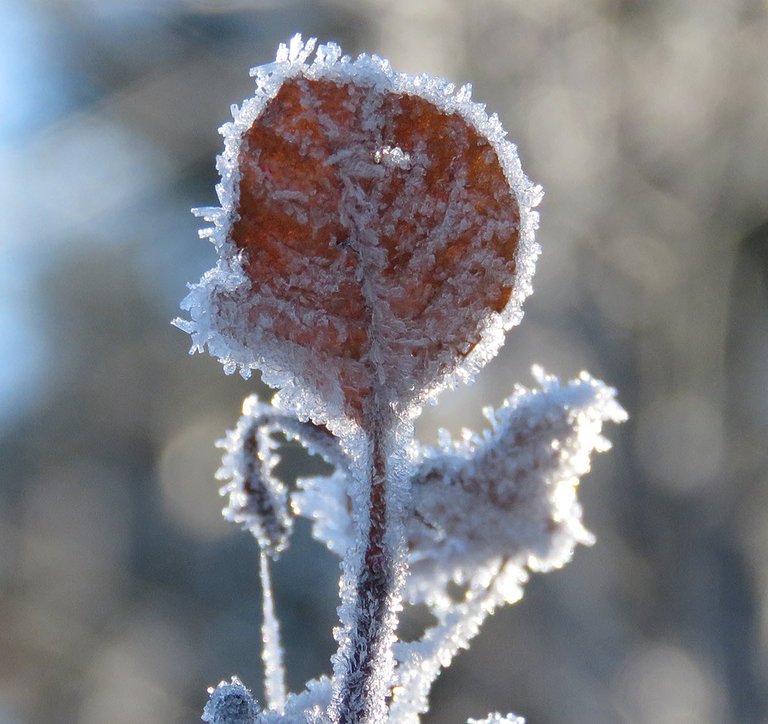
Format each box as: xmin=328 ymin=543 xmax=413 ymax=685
xmin=337 ymin=416 xmax=397 ymax=723
xmin=259 ymin=551 xmax=286 ymax=711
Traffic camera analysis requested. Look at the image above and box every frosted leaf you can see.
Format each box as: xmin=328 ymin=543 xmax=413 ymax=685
xmin=176 ymin=34 xmax=541 ymax=431
xmin=404 ymin=368 xmax=626 ymax=603
xmin=468 ymin=715 xmax=525 ymax=724
xmin=217 ymin=394 xmax=348 ymax=555
xmin=203 ymin=677 xmax=260 ymax=724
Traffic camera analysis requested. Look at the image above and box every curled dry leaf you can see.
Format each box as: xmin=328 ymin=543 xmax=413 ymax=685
xmin=178 ymin=35 xmax=541 ymax=430
xmin=216 ymin=395 xmax=345 ymax=556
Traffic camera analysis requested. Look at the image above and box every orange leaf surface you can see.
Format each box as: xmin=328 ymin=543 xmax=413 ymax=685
xmin=179 ymin=39 xmax=541 ymax=429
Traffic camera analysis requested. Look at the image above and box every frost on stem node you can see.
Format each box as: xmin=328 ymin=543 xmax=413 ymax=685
xmin=176 ymin=33 xmax=542 ymax=433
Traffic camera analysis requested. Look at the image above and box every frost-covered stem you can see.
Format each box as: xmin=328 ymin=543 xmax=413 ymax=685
xmin=337 ymin=413 xmax=398 ymax=723
xmin=390 ymin=559 xmax=509 ymax=723
xmin=259 ymin=551 xmax=286 ymax=711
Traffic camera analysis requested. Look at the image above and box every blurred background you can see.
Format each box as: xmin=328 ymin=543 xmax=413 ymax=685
xmin=1 ymin=0 xmax=767 ymax=722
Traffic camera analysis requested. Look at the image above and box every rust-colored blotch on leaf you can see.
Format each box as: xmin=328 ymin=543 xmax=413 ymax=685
xmin=231 ymin=76 xmax=521 ymax=423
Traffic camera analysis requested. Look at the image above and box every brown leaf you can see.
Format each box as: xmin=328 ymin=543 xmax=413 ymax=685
xmin=227 ymin=75 xmax=522 ymax=424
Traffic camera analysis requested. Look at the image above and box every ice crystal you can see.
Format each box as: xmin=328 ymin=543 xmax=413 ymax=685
xmin=373 ymin=145 xmax=412 ymax=170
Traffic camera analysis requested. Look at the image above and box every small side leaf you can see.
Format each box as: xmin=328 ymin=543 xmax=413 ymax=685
xmin=217 ymin=398 xmax=293 ymax=555
xmin=404 ymin=367 xmax=627 ymax=603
